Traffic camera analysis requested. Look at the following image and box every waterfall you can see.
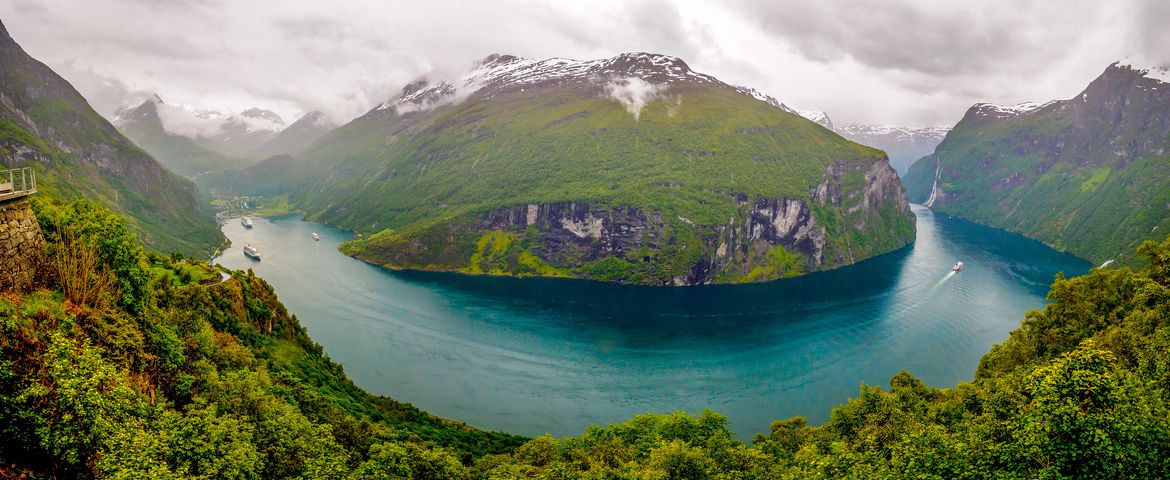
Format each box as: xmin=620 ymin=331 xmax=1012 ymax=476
xmin=924 ymin=158 xmax=941 ymax=208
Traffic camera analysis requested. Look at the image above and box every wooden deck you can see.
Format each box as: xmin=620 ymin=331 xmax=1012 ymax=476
xmin=0 ymin=167 xmax=36 ymax=202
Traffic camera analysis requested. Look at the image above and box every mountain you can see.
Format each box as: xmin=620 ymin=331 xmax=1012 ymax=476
xmin=239 ymin=52 xmax=915 ymax=285
xmin=837 ymin=124 xmax=950 ymax=175
xmin=115 ymin=98 xmax=288 ymax=165
xmin=904 ymin=59 xmax=1170 ymax=265
xmin=797 ymin=110 xmax=836 ymax=131
xmin=247 ymin=110 xmax=336 ymax=160
xmin=795 ymin=111 xmax=950 ymax=175
xmin=114 ymin=95 xmax=233 ymax=178
xmin=0 ymin=19 xmax=221 ymax=256
xmin=196 ymin=107 xmax=285 ymax=158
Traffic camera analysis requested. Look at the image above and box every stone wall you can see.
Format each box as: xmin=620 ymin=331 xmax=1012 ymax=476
xmin=0 ymin=197 xmax=44 ymax=292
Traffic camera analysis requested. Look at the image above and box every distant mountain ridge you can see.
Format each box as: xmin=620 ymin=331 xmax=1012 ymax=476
xmin=247 ymin=110 xmax=337 ymax=161
xmin=235 ymin=51 xmax=915 ymax=286
xmin=115 ymin=96 xmax=336 ymax=174
xmin=113 ymin=96 xmax=232 ymax=177
xmin=836 ymin=123 xmax=950 ymax=174
xmin=904 ymin=59 xmax=1170 ymax=265
xmin=792 ymin=110 xmax=950 ymax=174
xmin=0 ymin=19 xmax=221 ymax=255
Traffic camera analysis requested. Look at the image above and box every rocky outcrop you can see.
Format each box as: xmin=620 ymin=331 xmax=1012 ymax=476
xmin=0 ymin=198 xmax=43 ymax=292
xmin=359 ymin=156 xmax=914 ymax=286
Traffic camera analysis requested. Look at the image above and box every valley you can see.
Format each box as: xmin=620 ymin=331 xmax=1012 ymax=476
xmin=2 ymin=3 xmax=1170 ymax=478
xmin=214 ymin=206 xmax=1089 ymax=438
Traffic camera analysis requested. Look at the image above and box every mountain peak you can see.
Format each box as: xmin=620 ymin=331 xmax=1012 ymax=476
xmin=797 ymin=110 xmax=836 ymax=131
xmin=1111 ymin=57 xmax=1170 ymax=84
xmin=378 ymin=52 xmax=721 ymax=115
xmin=461 ymin=51 xmax=716 ymax=92
xmin=291 ymin=110 xmax=336 ymax=129
xmin=968 ymin=101 xmax=1058 ymax=120
xmin=240 ymin=108 xmax=285 ymax=125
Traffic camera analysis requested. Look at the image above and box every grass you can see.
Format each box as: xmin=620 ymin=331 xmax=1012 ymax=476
xmin=233 ymin=80 xmax=913 ymax=283
xmin=905 ymin=98 xmax=1170 ymax=266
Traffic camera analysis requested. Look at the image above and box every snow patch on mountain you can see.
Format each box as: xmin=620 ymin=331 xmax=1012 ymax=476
xmin=838 ymin=124 xmax=951 ymax=141
xmin=376 ymin=52 xmax=720 ymax=116
xmin=115 ymin=94 xmax=287 ymax=139
xmin=971 ymin=100 xmax=1059 ymax=119
xmin=796 ymin=110 xmax=836 ymax=131
xmin=1115 ymin=57 xmax=1170 ymax=84
xmin=732 ymin=86 xmax=796 ymax=113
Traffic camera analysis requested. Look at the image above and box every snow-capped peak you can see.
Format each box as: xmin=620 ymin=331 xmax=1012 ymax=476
xmin=376 ymin=52 xmax=722 ymax=114
xmin=733 ymin=86 xmax=796 ymax=113
xmin=240 ymin=108 xmax=286 ymax=126
xmin=1113 ymin=56 xmax=1170 ymax=84
xmin=299 ymin=111 xmax=334 ymax=128
xmin=796 ymin=110 xmax=836 ymax=130
xmin=462 ymin=52 xmax=716 ymax=91
xmin=971 ymin=100 xmax=1058 ymax=119
xmin=183 ymin=105 xmax=226 ymax=120
xmin=837 ymin=124 xmax=951 ymax=141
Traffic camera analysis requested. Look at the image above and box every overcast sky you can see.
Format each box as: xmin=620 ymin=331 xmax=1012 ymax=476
xmin=3 ymin=0 xmax=1167 ymax=127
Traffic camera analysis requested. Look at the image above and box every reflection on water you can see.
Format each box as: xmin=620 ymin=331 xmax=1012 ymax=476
xmin=216 ymin=205 xmax=1089 ymax=438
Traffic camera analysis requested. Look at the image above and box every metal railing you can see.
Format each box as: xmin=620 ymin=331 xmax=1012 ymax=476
xmin=0 ymin=167 xmax=36 ymax=201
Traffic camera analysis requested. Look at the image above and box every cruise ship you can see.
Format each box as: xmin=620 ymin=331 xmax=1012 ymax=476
xmin=241 ymin=216 xmax=253 ymax=228
xmin=243 ymin=244 xmax=261 ymax=260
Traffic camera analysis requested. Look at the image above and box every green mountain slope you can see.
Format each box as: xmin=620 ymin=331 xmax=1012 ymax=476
xmin=905 ymin=60 xmax=1170 ymax=266
xmin=239 ymin=53 xmax=915 ymax=285
xmin=114 ymin=95 xmax=234 ymax=178
xmin=247 ymin=110 xmax=336 ymax=160
xmin=0 ymin=19 xmax=222 ymax=256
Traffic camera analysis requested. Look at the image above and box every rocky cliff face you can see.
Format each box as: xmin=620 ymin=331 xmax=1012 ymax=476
xmin=353 ymin=155 xmax=912 ymax=286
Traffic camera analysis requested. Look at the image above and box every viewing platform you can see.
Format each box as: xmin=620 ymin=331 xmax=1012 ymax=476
xmin=0 ymin=167 xmax=36 ymax=203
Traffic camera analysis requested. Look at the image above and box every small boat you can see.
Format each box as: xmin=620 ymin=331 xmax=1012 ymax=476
xmin=952 ymin=261 xmax=964 ymax=272
xmin=312 ymin=232 xmax=320 ymax=241
xmin=243 ymin=244 xmax=261 ymax=260
xmin=241 ymin=216 xmax=254 ymax=228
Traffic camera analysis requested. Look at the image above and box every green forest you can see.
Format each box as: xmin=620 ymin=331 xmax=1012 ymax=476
xmin=3 ymin=199 xmax=1170 ymax=478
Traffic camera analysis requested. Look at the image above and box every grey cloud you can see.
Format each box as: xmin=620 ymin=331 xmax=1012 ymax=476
xmin=1 ymin=0 xmax=1167 ymax=129
xmin=733 ymin=0 xmax=1102 ymax=76
xmin=50 ymin=60 xmax=152 ymax=118
xmin=1137 ymin=1 xmax=1170 ymax=64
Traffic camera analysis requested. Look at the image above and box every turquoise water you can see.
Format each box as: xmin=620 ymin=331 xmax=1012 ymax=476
xmin=216 ymin=205 xmax=1090 ymax=438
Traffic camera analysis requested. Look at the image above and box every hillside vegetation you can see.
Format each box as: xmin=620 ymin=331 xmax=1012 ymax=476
xmin=0 ymin=20 xmax=222 ymax=257
xmin=233 ymin=54 xmax=914 ymax=285
xmin=0 ymin=199 xmax=523 ymax=479
xmin=905 ymin=62 xmax=1170 ymax=266
xmin=4 ymin=197 xmax=1170 ymax=478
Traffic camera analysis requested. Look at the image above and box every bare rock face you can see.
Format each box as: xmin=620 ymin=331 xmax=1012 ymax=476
xmin=362 ymin=155 xmax=913 ymax=286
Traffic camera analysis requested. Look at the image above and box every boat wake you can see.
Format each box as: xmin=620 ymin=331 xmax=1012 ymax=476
xmin=935 ymin=270 xmax=956 ymax=288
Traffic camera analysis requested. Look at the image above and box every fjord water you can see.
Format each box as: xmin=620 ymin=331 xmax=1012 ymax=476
xmin=217 ymin=205 xmax=1089 ymax=438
